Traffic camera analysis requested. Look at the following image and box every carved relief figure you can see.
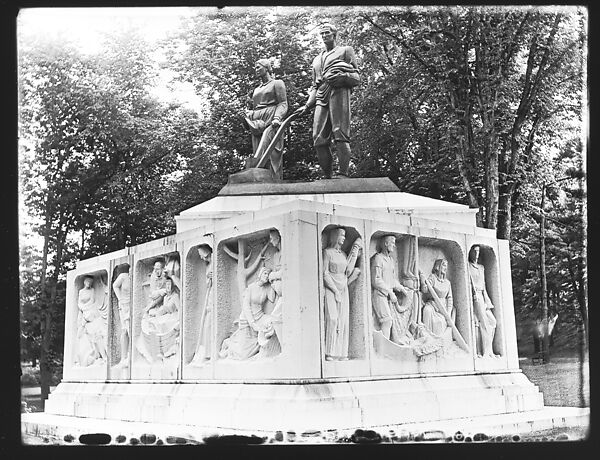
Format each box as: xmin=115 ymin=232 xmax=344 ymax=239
xmin=136 ymin=275 xmax=180 ymax=363
xmin=112 ymin=265 xmax=131 ymax=367
xmin=468 ymin=245 xmax=498 ymax=357
xmin=322 ymin=227 xmax=361 ymax=361
xmin=145 ymin=260 xmax=168 ymax=312
xmin=294 ymin=23 xmax=360 ymax=179
xmin=370 ymin=235 xmax=414 ymax=345
xmin=420 ymin=259 xmax=455 ymax=336
xmin=224 ymin=238 xmax=270 ymax=304
xmin=259 ymin=229 xmax=283 ymax=356
xmin=263 ymin=229 xmax=282 ymax=302
xmin=419 ymin=260 xmax=470 ymax=354
xmin=76 ymin=276 xmax=108 ymax=366
xmin=219 ymin=267 xmax=280 ymax=360
xmin=190 ymin=245 xmax=214 ymax=365
xmin=243 ymin=59 xmax=288 ymax=179
xmin=136 ymin=260 xmax=179 ymax=363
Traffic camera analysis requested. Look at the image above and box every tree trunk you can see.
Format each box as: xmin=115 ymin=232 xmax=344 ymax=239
xmin=574 ymin=256 xmax=588 ymax=350
xmin=539 ymin=186 xmax=550 ymax=363
xmin=485 ymin=141 xmax=499 ymax=230
xmin=497 ymin=176 xmax=516 ymax=240
xmin=497 ymin=189 xmax=512 ymax=240
xmin=38 ymin=194 xmax=52 ymax=409
xmin=39 ymin=312 xmax=53 ymax=409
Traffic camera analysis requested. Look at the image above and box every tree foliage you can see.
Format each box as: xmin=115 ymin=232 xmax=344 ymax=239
xmin=18 ymin=28 xmax=202 ymax=402
xmin=342 ymin=6 xmax=585 ymax=240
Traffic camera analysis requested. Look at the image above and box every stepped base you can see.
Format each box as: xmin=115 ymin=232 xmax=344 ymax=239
xmin=43 ymin=372 xmax=544 ymax=432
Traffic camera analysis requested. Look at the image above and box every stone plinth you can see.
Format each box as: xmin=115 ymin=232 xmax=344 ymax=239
xmin=42 ymin=178 xmax=545 ymax=432
xmin=44 ymin=373 xmax=543 ymax=432
xmin=175 ymin=177 xmax=478 ymax=233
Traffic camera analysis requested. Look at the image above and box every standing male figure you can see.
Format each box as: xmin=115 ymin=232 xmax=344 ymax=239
xmin=370 ymin=235 xmax=412 ymax=344
xmin=295 ymin=23 xmax=360 ymax=179
xmin=112 ymin=265 xmax=131 ymax=367
xmin=468 ymin=245 xmax=497 ymax=357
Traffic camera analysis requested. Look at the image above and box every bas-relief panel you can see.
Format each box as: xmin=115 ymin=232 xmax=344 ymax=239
xmin=65 ymin=220 xmax=509 ymax=381
xmin=72 ymin=271 xmax=109 ymax=369
xmin=320 ymin=224 xmax=366 ymax=361
xmin=108 ymin=262 xmax=132 ymax=379
xmin=468 ymin=244 xmax=503 ymax=358
xmin=369 ymin=232 xmax=472 ymax=373
xmin=216 ymin=228 xmax=283 ymax=362
xmin=185 ymin=243 xmax=214 ymax=368
xmin=132 ymin=253 xmax=181 ymax=379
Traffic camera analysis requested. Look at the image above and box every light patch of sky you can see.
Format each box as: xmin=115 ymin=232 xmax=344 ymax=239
xmin=17 ymin=7 xmax=215 ymax=251
xmin=18 ymin=7 xmax=208 ymax=114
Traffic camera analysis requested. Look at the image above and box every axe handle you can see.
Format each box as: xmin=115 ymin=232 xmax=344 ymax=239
xmin=256 ymin=112 xmax=300 ymax=169
xmin=423 ymin=278 xmax=470 ymax=353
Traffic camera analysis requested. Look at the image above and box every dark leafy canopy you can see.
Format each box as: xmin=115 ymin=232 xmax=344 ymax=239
xmin=342 ymin=6 xmax=585 ymax=240
xmin=18 ymin=28 xmax=204 ymax=400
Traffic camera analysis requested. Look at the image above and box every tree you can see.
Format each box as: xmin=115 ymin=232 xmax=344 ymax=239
xmin=342 ymin=6 xmax=585 ymax=240
xmin=18 ymin=28 xmax=195 ymax=404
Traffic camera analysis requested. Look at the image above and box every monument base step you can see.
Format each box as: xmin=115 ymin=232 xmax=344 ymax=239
xmin=22 ymin=406 xmax=589 ymax=444
xmin=42 ymin=372 xmax=545 ymax=432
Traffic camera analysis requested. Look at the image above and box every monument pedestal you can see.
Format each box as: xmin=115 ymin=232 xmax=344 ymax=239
xmin=34 ymin=178 xmax=557 ymax=436
xmin=43 ymin=372 xmax=543 ymax=432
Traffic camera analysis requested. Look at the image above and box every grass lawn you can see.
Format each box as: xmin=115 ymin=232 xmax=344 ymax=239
xmin=519 ymin=355 xmax=589 ymax=408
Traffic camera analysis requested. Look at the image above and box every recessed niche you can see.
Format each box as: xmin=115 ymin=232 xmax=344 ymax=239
xmin=72 ymin=270 xmax=109 ymax=368
xmin=417 ymin=237 xmax=470 ymax=348
xmin=184 ymin=243 xmax=213 ymax=366
xmin=468 ymin=244 xmax=504 ymax=357
xmin=321 ymin=224 xmax=366 ymax=361
xmin=108 ymin=263 xmax=131 ymax=374
xmin=216 ymin=228 xmax=283 ymax=361
xmin=132 ymin=252 xmax=181 ymax=379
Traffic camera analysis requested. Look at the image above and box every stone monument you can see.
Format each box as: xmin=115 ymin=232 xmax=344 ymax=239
xmin=27 ymin=171 xmax=555 ymax=436
xmin=22 ymin=26 xmax=587 ymax=443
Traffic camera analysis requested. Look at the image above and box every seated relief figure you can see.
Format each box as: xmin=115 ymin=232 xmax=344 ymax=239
xmin=243 ymin=59 xmax=288 ymax=180
xmin=112 ymin=265 xmax=131 ymax=367
xmin=419 ymin=259 xmax=470 ymax=355
xmin=323 ymin=227 xmax=362 ymax=361
xmin=136 ymin=261 xmax=180 ymax=362
xmin=190 ymin=245 xmax=214 ymax=365
xmin=224 ymin=237 xmax=272 ymax=306
xmin=259 ymin=230 xmax=283 ymax=357
xmin=370 ymin=235 xmax=414 ymax=345
xmin=76 ymin=276 xmax=108 ymax=367
xmin=468 ymin=245 xmax=498 ymax=357
xmin=219 ymin=267 xmax=280 ymax=360
xmin=420 ymin=259 xmax=455 ymax=337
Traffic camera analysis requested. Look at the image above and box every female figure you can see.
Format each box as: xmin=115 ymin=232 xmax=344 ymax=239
xmin=137 ymin=276 xmax=180 ymax=362
xmin=419 ymin=259 xmax=455 ymax=337
xmin=219 ymin=267 xmax=277 ymax=360
xmin=243 ymin=59 xmax=288 ymax=180
xmin=76 ymin=276 xmax=107 ymax=366
xmin=190 ymin=245 xmax=214 ymax=365
xmin=322 ymin=227 xmax=361 ymax=361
